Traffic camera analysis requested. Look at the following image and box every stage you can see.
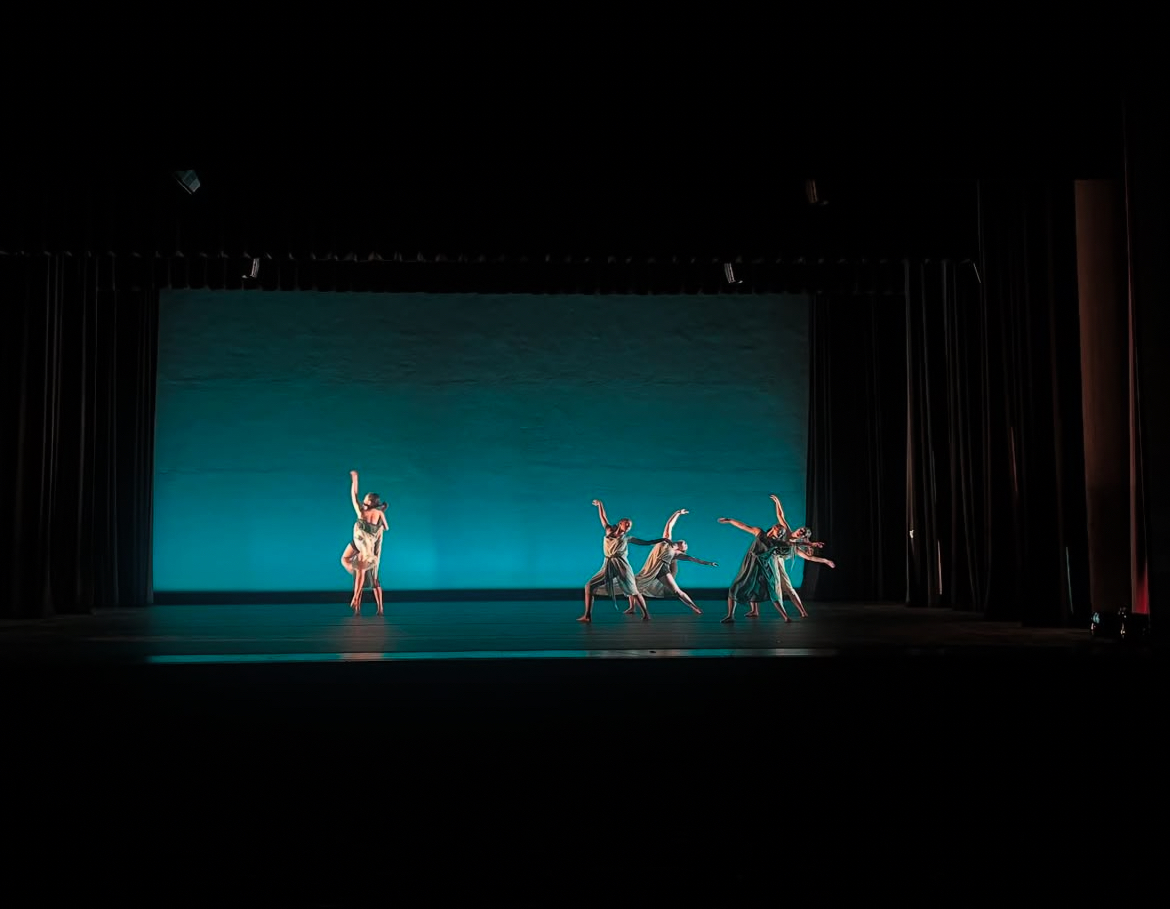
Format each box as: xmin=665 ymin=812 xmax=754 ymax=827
xmin=4 ymin=599 xmax=1161 ymax=903
xmin=0 ymin=599 xmax=1102 ymax=664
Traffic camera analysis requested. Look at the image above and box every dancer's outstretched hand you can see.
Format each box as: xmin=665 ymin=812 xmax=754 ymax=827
xmin=592 ymin=499 xmax=601 ymax=506
xmin=679 ymin=508 xmax=689 ymax=515
xmin=826 ymin=560 xmax=836 ymax=569
xmin=717 ymin=517 xmax=730 ymax=523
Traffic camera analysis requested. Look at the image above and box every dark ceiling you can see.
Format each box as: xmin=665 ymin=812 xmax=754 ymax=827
xmin=2 ymin=81 xmax=1127 ymax=286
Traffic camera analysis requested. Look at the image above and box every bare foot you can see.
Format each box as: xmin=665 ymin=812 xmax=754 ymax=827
xmin=745 ymin=611 xmax=759 ymax=618
xmin=623 ymin=607 xmax=637 ymax=615
xmin=690 ymin=606 xmax=703 ymax=615
xmin=783 ymin=615 xmax=792 ymax=623
xmin=641 ymin=614 xmax=650 ymax=622
xmin=376 ymin=608 xmax=384 ymax=616
xmin=577 ymin=615 xmax=591 ymax=623
xmin=720 ymin=615 xmax=735 ymax=624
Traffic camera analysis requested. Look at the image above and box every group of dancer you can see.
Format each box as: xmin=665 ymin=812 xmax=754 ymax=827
xmin=341 ymin=471 xmax=835 ymax=620
xmin=579 ymin=495 xmax=834 ymax=624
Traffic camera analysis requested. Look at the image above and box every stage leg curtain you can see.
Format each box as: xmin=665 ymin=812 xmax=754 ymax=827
xmin=803 ymin=292 xmax=906 ymax=602
xmin=905 ymin=182 xmax=1088 ymax=624
xmin=1 ymin=254 xmax=158 ymax=618
xmin=1122 ymin=91 xmax=1168 ymax=625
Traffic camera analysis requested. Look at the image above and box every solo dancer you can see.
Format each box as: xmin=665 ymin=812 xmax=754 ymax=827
xmin=340 ymin=469 xmax=388 ymax=614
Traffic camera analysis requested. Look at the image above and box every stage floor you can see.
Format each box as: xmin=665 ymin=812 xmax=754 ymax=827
xmin=0 ymin=599 xmax=1099 ymax=664
xmin=4 ymin=598 xmax=1161 ymax=902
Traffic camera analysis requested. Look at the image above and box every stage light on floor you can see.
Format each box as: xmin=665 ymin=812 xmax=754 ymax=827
xmin=173 ymin=170 xmax=201 ymax=194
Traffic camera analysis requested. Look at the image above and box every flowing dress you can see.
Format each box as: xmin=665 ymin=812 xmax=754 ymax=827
xmin=587 ymin=530 xmax=639 ymax=605
xmin=632 ymin=541 xmax=680 ymax=599
xmin=351 ymin=517 xmax=384 ymax=587
xmin=727 ymin=531 xmax=791 ymax=605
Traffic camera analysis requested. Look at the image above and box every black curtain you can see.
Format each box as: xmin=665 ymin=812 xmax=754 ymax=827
xmin=1 ymin=253 xmax=158 ymax=617
xmin=905 ymin=182 xmax=1088 ymax=624
xmin=803 ymin=290 xmax=907 ymax=602
xmin=1124 ymin=89 xmax=1170 ymax=624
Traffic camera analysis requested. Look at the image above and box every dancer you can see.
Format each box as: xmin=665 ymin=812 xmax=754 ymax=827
xmin=623 ymin=508 xmax=717 ymax=615
xmin=717 ymin=511 xmax=792 ymax=624
xmin=340 ymin=470 xmax=388 ymax=614
xmin=742 ymin=494 xmax=813 ymax=619
xmin=789 ymin=525 xmax=833 ymax=563
xmin=579 ymin=499 xmax=665 ymax=623
xmin=745 ymin=523 xmax=836 ymax=618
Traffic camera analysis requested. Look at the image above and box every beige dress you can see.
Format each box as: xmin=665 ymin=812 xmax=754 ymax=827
xmin=351 ymin=517 xmax=384 ymax=586
xmin=587 ymin=530 xmax=639 ymax=604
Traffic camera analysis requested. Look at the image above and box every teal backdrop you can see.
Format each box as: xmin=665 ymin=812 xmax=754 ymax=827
xmin=154 ymin=290 xmax=810 ymax=592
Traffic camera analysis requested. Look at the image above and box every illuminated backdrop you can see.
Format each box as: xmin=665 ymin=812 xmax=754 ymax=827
xmin=154 ymin=290 xmax=810 ymax=593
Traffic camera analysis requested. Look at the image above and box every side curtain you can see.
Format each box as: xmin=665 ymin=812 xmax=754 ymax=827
xmin=1 ymin=253 xmax=158 ymax=617
xmin=905 ymin=181 xmax=1087 ymax=624
xmin=803 ymin=291 xmax=907 ymax=602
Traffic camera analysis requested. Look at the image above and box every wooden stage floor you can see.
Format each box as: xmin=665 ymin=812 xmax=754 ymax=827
xmin=0 ymin=599 xmax=1102 ymax=663
xmin=4 ymin=599 xmax=1161 ymax=904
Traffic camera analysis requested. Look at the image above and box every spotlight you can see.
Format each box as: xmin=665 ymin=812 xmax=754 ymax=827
xmin=173 ymin=170 xmax=201 ymax=194
xmin=243 ymin=257 xmax=259 ymax=280
xmin=723 ymin=262 xmax=742 ymax=284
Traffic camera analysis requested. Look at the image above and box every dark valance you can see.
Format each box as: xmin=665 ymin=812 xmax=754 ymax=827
xmin=1 ymin=166 xmax=983 ymax=278
xmin=0 ymin=250 xmax=909 ymax=296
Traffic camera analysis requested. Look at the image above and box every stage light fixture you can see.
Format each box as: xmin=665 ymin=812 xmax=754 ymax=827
xmin=1091 ymin=606 xmax=1150 ymax=641
xmin=805 ymin=178 xmax=827 ymax=206
xmin=173 ymin=170 xmax=201 ymax=194
xmin=243 ymin=257 xmax=260 ymax=280
xmin=1090 ymin=610 xmax=1121 ymax=638
xmin=724 ymin=262 xmax=741 ymax=284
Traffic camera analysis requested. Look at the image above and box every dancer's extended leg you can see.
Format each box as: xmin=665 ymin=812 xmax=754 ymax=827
xmin=351 ymin=568 xmax=365 ymax=611
xmin=663 ymin=575 xmax=701 ymax=614
xmin=631 ymin=591 xmax=651 ymax=621
xmin=785 ymin=582 xmax=808 ymax=618
xmin=579 ymin=583 xmax=594 ymax=622
xmin=721 ymin=595 xmax=736 ymax=623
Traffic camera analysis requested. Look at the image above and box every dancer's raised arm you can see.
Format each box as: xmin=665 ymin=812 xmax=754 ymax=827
xmin=592 ymin=499 xmax=610 ymax=530
xmin=350 ymin=470 xmax=363 ymax=518
xmin=718 ymin=517 xmax=762 ymax=536
xmin=677 ymin=553 xmax=717 ymax=567
xmin=662 ymin=508 xmax=688 ymax=539
xmin=769 ymin=494 xmax=789 ymax=530
xmin=627 ymin=536 xmax=667 ymax=546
